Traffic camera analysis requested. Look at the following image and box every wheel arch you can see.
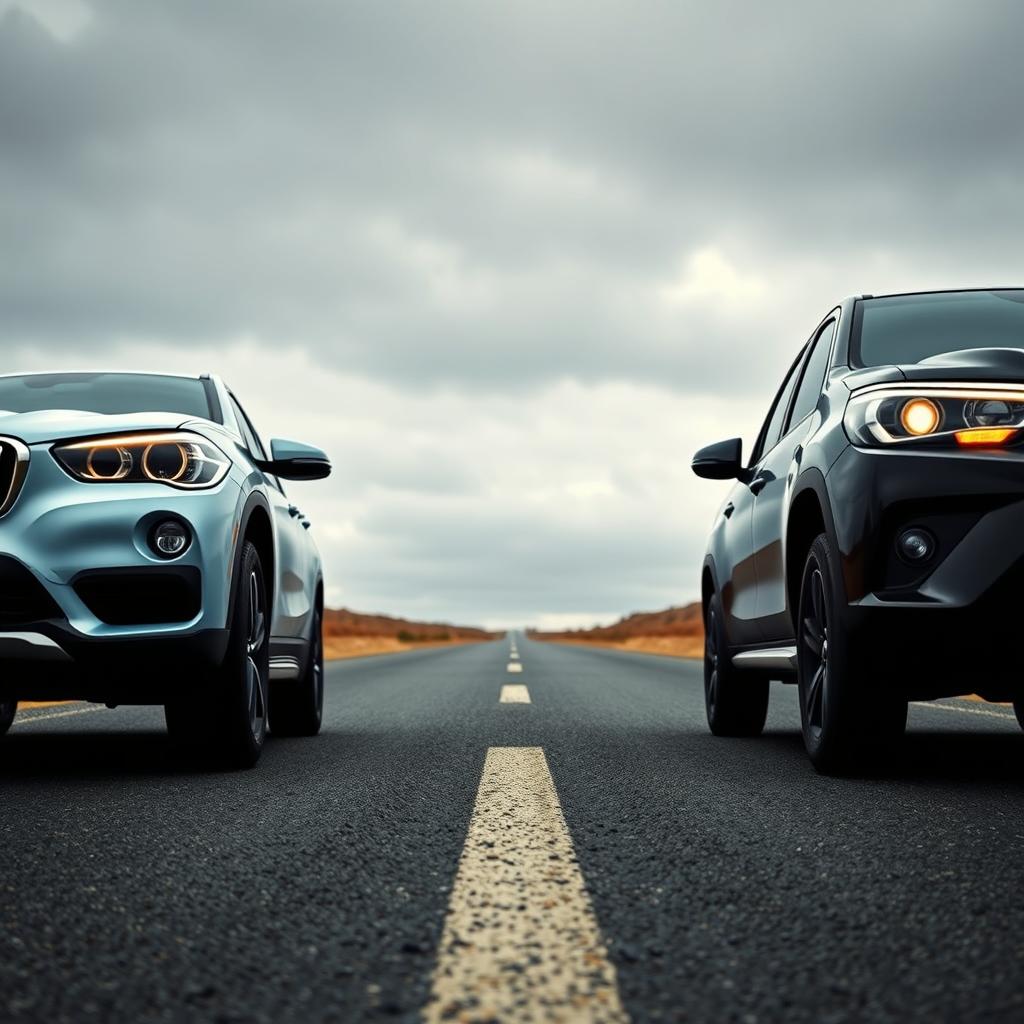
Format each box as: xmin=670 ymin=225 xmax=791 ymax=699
xmin=701 ymin=559 xmax=717 ymax=626
xmin=228 ymin=492 xmax=276 ymax=632
xmin=785 ymin=470 xmax=839 ymax=623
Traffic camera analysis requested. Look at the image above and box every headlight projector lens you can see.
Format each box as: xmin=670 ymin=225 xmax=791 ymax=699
xmin=151 ymin=519 xmax=191 ymax=558
xmin=85 ymin=446 xmax=132 ymax=481
xmin=900 ymin=398 xmax=941 ymax=436
xmin=143 ymin=442 xmax=190 ymax=482
xmin=897 ymin=527 xmax=935 ymax=564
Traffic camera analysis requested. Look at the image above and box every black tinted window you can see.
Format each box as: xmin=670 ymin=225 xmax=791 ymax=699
xmin=0 ymin=373 xmax=213 ymax=419
xmin=229 ymin=395 xmax=267 ymax=459
xmin=854 ymin=290 xmax=1024 ymax=366
xmin=788 ymin=320 xmax=835 ymax=428
xmin=757 ymin=358 xmax=801 ymax=461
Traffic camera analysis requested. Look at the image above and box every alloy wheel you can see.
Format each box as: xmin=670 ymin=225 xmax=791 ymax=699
xmin=705 ymin=608 xmax=719 ymax=717
xmin=801 ymin=566 xmax=828 ymax=741
xmin=246 ymin=569 xmax=268 ymax=740
xmin=312 ymin=611 xmax=324 ymax=721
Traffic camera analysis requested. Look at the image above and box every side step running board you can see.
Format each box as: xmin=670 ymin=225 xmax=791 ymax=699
xmin=269 ymin=655 xmax=302 ymax=681
xmin=731 ymin=646 xmax=797 ymax=672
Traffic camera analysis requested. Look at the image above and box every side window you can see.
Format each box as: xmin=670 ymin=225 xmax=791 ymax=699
xmin=228 ymin=394 xmax=267 ymax=460
xmin=229 ymin=394 xmax=285 ymax=493
xmin=787 ymin=319 xmax=836 ymax=430
xmin=753 ymin=356 xmax=802 ymax=463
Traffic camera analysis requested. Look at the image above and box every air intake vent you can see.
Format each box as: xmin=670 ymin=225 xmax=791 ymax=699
xmin=73 ymin=568 xmax=201 ymax=626
xmin=0 ymin=556 xmax=64 ymax=625
xmin=0 ymin=437 xmax=29 ymax=518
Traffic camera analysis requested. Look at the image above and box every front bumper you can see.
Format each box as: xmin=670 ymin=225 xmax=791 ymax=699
xmin=0 ymin=626 xmax=231 ymax=702
xmin=826 ymin=444 xmax=1024 ymax=698
xmin=0 ymin=446 xmax=245 ymax=701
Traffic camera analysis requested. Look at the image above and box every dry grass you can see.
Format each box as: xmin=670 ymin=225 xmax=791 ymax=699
xmin=324 ymin=635 xmax=486 ymax=661
xmin=322 ymin=606 xmax=496 ymax=661
xmin=533 ymin=603 xmax=704 ymax=660
xmin=550 ymin=635 xmax=703 ymax=659
xmin=324 ymin=607 xmax=493 ymax=643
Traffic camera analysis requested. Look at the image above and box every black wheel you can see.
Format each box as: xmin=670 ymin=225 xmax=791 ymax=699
xmin=704 ymin=593 xmax=769 ymax=737
xmin=0 ymin=700 xmax=15 ymax=737
xmin=271 ymin=605 xmax=324 ymax=737
xmin=166 ymin=541 xmax=270 ymax=769
xmin=797 ymin=533 xmax=907 ymax=774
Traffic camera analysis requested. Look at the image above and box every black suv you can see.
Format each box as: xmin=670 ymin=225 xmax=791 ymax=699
xmin=693 ymin=288 xmax=1024 ymax=772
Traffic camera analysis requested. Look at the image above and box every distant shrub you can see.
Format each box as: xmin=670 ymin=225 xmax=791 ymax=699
xmin=397 ymin=630 xmax=452 ymax=643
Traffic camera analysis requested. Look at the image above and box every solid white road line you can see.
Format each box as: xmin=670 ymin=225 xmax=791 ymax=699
xmin=911 ymin=700 xmax=1017 ymax=722
xmin=506 ymin=662 xmax=523 ymax=674
xmin=499 ymin=684 xmax=531 ymax=704
xmin=424 ymin=747 xmax=628 ymax=1024
xmin=13 ymin=705 xmax=105 ymax=725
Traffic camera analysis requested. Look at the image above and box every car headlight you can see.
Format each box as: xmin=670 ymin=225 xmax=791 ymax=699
xmin=844 ymin=387 xmax=1024 ymax=448
xmin=53 ymin=432 xmax=231 ymax=489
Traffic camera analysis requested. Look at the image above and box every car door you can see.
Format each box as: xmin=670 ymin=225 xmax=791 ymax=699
xmin=228 ymin=393 xmax=318 ymax=641
xmin=751 ymin=315 xmax=838 ymax=640
xmin=721 ymin=354 xmax=803 ymax=645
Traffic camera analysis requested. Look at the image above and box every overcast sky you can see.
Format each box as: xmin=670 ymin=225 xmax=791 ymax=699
xmin=3 ymin=0 xmax=1024 ymax=628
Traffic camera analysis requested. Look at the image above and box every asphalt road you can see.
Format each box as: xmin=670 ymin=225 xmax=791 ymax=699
xmin=2 ymin=636 xmax=1024 ymax=1023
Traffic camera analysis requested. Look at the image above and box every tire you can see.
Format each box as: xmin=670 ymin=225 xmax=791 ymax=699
xmin=0 ymin=700 xmax=15 ymax=737
xmin=165 ymin=541 xmax=270 ymax=769
xmin=704 ymin=593 xmax=769 ymax=737
xmin=797 ymin=533 xmax=907 ymax=774
xmin=271 ymin=605 xmax=324 ymax=737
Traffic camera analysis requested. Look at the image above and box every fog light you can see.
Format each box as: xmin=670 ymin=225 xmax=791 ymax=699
xmin=897 ymin=527 xmax=935 ymax=564
xmin=151 ymin=519 xmax=190 ymax=558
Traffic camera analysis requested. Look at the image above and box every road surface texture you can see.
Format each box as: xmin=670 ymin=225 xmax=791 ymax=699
xmin=2 ymin=635 xmax=1023 ymax=1023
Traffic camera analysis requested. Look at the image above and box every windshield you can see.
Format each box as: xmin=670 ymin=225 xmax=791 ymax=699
xmin=0 ymin=373 xmax=216 ymax=420
xmin=852 ymin=290 xmax=1024 ymax=367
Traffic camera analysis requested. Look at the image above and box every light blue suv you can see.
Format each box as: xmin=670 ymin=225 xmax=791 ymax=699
xmin=0 ymin=372 xmax=330 ymax=768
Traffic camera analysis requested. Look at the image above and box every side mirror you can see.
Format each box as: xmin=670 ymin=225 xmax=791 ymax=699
xmin=691 ymin=437 xmax=748 ymax=481
xmin=256 ymin=439 xmax=332 ymax=481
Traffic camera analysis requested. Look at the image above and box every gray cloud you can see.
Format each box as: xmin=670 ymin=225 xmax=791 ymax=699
xmin=7 ymin=2 xmax=1024 ymax=389
xmin=2 ymin=0 xmax=1023 ymax=623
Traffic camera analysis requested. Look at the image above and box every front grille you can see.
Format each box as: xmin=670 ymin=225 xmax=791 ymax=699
xmin=0 ymin=556 xmax=64 ymax=625
xmin=73 ymin=568 xmax=201 ymax=626
xmin=0 ymin=436 xmax=29 ymax=518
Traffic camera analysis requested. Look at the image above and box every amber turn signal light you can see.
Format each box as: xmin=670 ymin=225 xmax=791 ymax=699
xmin=954 ymin=427 xmax=1016 ymax=446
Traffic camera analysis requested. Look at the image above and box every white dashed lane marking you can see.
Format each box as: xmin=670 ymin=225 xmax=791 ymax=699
xmin=12 ymin=705 xmax=105 ymax=725
xmin=506 ymin=662 xmax=523 ymax=674
xmin=911 ymin=700 xmax=1017 ymax=722
xmin=499 ymin=685 xmax=531 ymax=704
xmin=424 ymin=747 xmax=628 ymax=1023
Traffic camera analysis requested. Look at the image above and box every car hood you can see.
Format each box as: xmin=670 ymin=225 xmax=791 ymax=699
xmin=0 ymin=410 xmax=203 ymax=445
xmin=845 ymin=347 xmax=1024 ymax=390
